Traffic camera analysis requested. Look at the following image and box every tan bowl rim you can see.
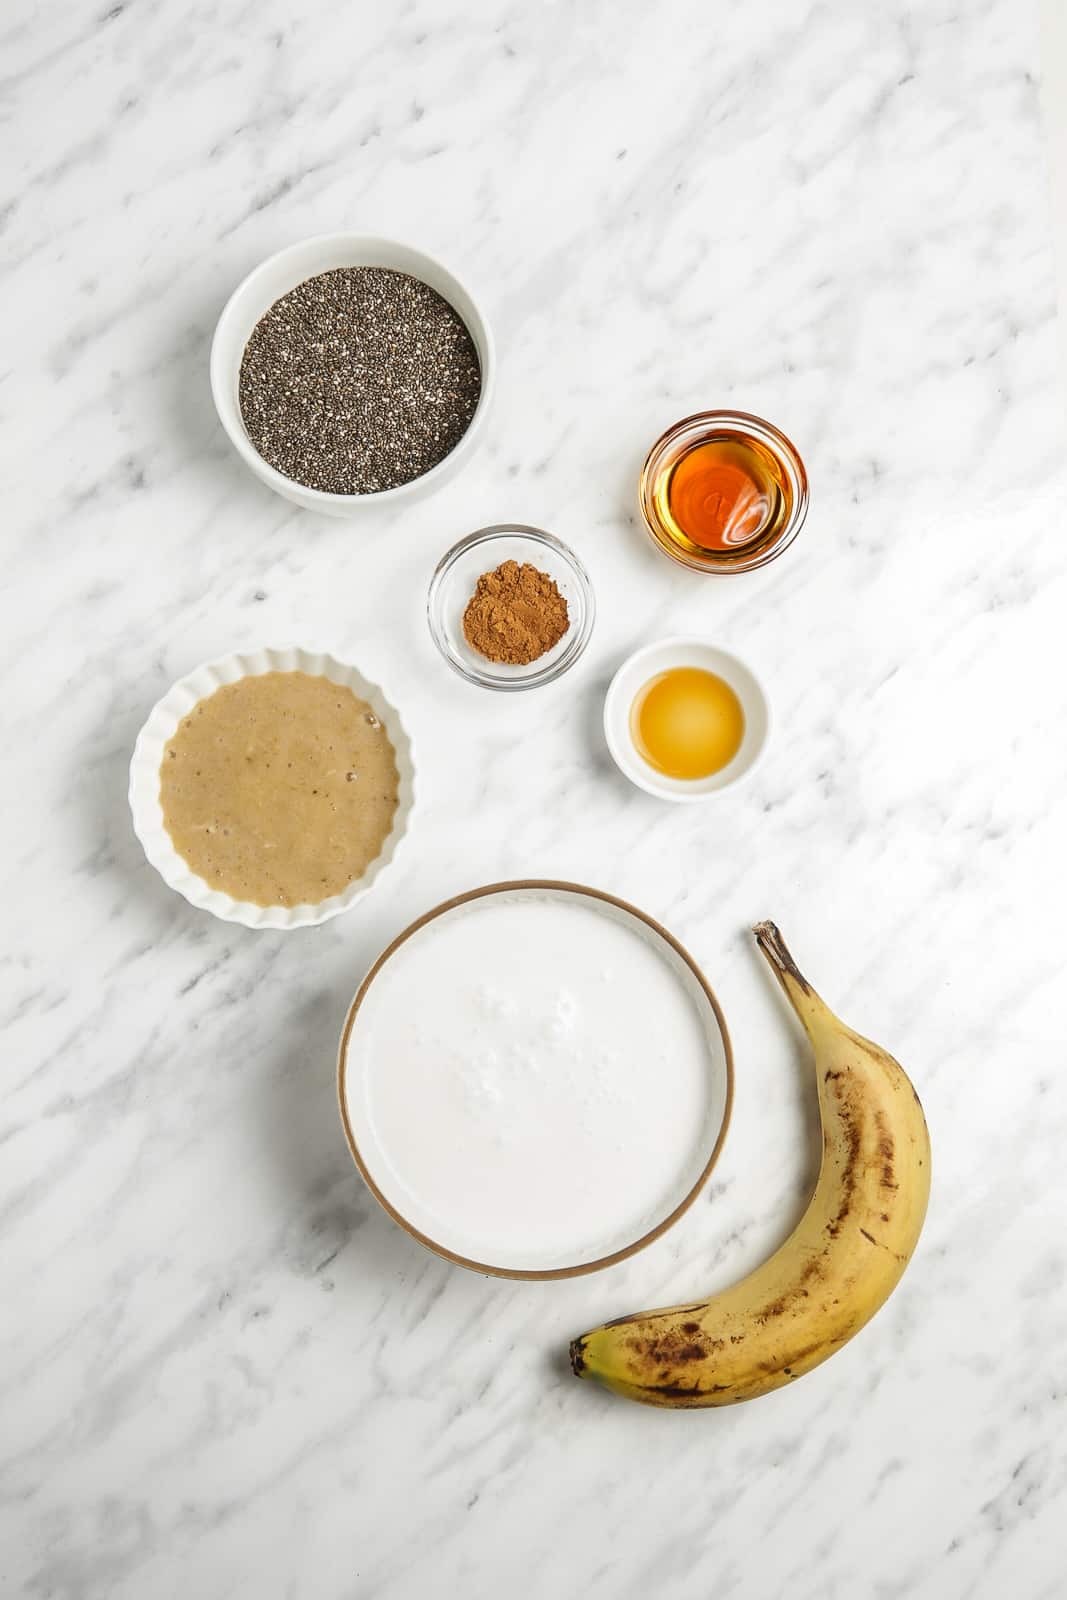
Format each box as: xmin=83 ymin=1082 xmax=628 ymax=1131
xmin=336 ymin=878 xmax=735 ymax=1280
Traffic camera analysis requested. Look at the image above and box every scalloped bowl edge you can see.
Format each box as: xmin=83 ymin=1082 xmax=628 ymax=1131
xmin=128 ymin=647 xmax=416 ymax=929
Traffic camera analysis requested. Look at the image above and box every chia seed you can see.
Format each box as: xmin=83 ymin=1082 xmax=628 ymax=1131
xmin=238 ymin=266 xmax=482 ymax=495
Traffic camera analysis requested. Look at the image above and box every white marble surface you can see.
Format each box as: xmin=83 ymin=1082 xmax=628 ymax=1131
xmin=4 ymin=1 xmax=1066 ymax=1594
xmin=1041 ymin=0 xmax=1067 ymax=396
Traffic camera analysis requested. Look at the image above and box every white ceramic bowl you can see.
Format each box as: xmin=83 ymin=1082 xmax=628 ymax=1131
xmin=210 ymin=234 xmax=494 ymax=516
xmin=129 ymin=647 xmax=416 ymax=929
xmin=337 ymin=881 xmax=734 ymax=1278
xmin=604 ymin=638 xmax=770 ymax=801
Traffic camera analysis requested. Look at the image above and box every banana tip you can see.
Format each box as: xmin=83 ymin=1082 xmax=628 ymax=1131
xmin=569 ymin=1337 xmax=586 ymax=1377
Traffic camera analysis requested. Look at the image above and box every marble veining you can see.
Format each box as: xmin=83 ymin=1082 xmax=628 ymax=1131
xmin=2 ymin=0 xmax=1066 ymax=1595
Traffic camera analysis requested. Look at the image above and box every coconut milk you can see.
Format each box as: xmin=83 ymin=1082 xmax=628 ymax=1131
xmin=342 ymin=892 xmax=727 ymax=1271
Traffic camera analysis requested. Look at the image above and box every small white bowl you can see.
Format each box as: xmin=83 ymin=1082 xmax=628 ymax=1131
xmin=129 ymin=647 xmax=416 ymax=929
xmin=604 ymin=638 xmax=770 ymax=801
xmin=210 ymin=234 xmax=494 ymax=516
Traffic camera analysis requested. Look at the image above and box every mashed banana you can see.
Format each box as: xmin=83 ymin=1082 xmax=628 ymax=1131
xmin=160 ymin=672 xmax=399 ymax=907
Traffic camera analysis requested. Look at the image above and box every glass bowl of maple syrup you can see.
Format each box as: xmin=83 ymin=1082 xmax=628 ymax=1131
xmin=639 ymin=410 xmax=808 ymax=574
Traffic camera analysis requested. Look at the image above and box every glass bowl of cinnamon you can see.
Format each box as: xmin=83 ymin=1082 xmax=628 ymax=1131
xmin=428 ymin=525 xmax=595 ymax=690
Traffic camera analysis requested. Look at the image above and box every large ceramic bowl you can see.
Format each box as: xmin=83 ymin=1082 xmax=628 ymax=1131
xmin=338 ymin=881 xmax=734 ymax=1278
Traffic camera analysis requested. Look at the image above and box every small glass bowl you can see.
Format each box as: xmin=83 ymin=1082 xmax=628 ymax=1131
xmin=428 ymin=525 xmax=595 ymax=691
xmin=639 ymin=410 xmax=808 ymax=575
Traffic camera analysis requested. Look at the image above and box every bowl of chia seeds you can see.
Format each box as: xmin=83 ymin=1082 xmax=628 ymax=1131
xmin=210 ymin=235 xmax=494 ymax=515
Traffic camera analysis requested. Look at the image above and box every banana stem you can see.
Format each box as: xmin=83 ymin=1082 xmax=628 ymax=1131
xmin=753 ymin=921 xmax=828 ymax=1033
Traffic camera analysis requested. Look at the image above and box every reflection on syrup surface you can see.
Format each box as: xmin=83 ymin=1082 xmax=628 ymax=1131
xmin=667 ymin=438 xmax=775 ymax=551
xmin=654 ymin=433 xmax=792 ymax=563
xmin=631 ymin=667 xmax=745 ymax=780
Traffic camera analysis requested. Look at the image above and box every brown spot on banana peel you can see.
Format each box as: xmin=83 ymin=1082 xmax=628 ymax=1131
xmin=625 ymin=1327 xmax=725 ymax=1364
xmin=753 ymin=1251 xmax=826 ymax=1325
xmin=602 ymin=1302 xmax=704 ymax=1332
xmin=875 ymin=1123 xmax=898 ymax=1191
xmin=859 ymin=1226 xmax=908 ymax=1262
xmin=822 ymin=1082 xmax=862 ymax=1239
xmin=650 ymin=1383 xmax=728 ymax=1400
xmin=617 ymin=1381 xmax=732 ymax=1407
xmin=585 ymin=1324 xmax=859 ymax=1408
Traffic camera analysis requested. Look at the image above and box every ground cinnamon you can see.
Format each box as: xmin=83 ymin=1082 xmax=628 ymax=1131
xmin=462 ymin=560 xmax=570 ymax=665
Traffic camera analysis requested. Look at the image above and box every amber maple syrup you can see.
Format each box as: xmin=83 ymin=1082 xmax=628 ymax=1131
xmin=640 ymin=411 xmax=807 ymax=574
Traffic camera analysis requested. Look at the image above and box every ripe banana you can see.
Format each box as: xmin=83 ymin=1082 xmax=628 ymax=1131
xmin=570 ymin=921 xmax=931 ymax=1408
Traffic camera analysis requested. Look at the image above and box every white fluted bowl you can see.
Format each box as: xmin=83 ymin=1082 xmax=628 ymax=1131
xmin=129 ymin=647 xmax=416 ymax=929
